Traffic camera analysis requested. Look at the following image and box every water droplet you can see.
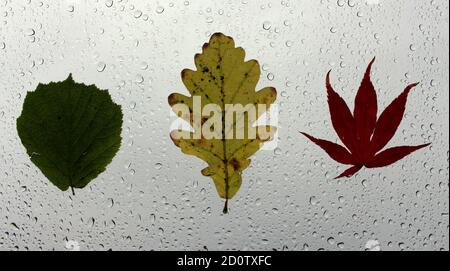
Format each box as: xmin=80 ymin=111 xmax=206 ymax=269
xmin=96 ymin=62 xmax=106 ymax=72
xmin=274 ymin=147 xmax=282 ymax=155
xmin=134 ymin=10 xmax=142 ymax=19
xmin=140 ymin=61 xmax=148 ymax=70
xmin=105 ymin=0 xmax=113 ymax=8
xmin=25 ymin=28 xmax=35 ymax=36
xmin=327 ymin=237 xmax=335 ymax=245
xmin=11 ymin=223 xmax=19 ymax=231
xmin=134 ymin=74 xmax=144 ymax=83
xmin=107 ymin=198 xmax=114 ymax=208
xmin=365 ymin=240 xmax=381 ymax=251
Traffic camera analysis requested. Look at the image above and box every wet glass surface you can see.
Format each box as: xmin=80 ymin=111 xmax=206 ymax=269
xmin=0 ymin=0 xmax=448 ymax=251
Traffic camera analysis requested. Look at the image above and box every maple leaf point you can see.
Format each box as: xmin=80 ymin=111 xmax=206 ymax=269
xmin=301 ymin=58 xmax=430 ymax=179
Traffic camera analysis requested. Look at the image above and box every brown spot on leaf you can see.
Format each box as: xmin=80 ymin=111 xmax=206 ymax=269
xmin=169 ymin=131 xmax=181 ymax=146
xmin=229 ymin=158 xmax=240 ymax=171
xmin=181 ymin=69 xmax=190 ymax=80
xmin=201 ymin=167 xmax=213 ymax=176
xmin=168 ymin=93 xmax=178 ymax=106
xmin=211 ymin=32 xmax=225 ymax=40
xmin=269 ymin=87 xmax=277 ymax=97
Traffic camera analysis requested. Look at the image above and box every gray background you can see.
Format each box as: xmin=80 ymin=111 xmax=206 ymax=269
xmin=0 ymin=0 xmax=448 ymax=251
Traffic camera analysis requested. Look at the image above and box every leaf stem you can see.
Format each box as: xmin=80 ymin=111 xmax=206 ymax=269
xmin=223 ymin=199 xmax=228 ymax=214
xmin=71 ymin=186 xmax=75 ymax=196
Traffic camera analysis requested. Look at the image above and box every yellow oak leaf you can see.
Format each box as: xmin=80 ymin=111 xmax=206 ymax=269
xmin=168 ymin=33 xmax=277 ymax=213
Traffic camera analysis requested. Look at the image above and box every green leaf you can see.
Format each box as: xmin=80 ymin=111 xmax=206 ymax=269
xmin=16 ymin=74 xmax=123 ymax=194
xmin=168 ymin=33 xmax=277 ymax=213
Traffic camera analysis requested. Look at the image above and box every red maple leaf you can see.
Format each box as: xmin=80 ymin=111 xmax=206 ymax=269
xmin=301 ymin=58 xmax=430 ymax=179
